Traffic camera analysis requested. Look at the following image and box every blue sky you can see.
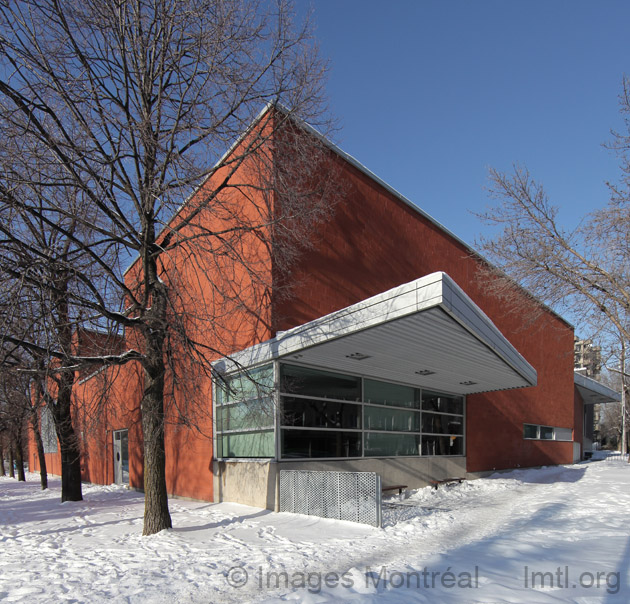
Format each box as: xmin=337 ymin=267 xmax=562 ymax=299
xmin=304 ymin=1 xmax=630 ymax=247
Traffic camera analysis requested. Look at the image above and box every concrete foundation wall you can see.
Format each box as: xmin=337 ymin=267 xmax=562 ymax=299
xmin=213 ymin=457 xmax=467 ymax=510
xmin=213 ymin=460 xmax=278 ymax=510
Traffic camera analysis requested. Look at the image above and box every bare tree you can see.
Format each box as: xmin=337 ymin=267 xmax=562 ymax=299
xmin=0 ymin=0 xmax=336 ymax=534
xmin=0 ymin=174 xmax=119 ymax=501
xmin=477 ymin=164 xmax=630 ymax=347
xmin=475 ymin=80 xmax=630 ymax=466
xmin=0 ymin=370 xmax=30 ymax=481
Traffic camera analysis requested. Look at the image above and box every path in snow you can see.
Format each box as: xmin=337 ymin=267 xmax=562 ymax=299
xmin=1 ymin=456 xmax=629 ymax=603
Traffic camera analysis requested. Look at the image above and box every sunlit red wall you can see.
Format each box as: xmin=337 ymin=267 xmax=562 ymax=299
xmin=272 ymin=153 xmax=576 ymax=472
xmin=29 ymin=115 xmax=578 ymax=496
xmin=28 ymin=117 xmax=277 ymax=501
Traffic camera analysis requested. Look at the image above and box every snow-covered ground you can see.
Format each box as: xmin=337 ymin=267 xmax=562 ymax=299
xmin=1 ymin=454 xmax=630 ymax=603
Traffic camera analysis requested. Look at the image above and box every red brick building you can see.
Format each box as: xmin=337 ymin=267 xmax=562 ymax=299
xmin=29 ymin=107 xmax=618 ymax=508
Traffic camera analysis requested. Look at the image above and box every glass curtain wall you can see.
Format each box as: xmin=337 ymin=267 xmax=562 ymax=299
xmin=215 ymin=364 xmax=275 ymax=457
xmin=279 ymin=364 xmax=465 ymax=459
xmin=214 ymin=363 xmax=466 ymax=460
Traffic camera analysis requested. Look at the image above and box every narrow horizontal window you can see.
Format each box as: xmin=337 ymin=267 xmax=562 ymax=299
xmin=280 ymin=364 xmax=360 ymax=401
xmin=281 ymin=429 xmax=362 ymax=459
xmin=540 ymin=426 xmax=554 ymax=440
xmin=281 ymin=397 xmax=361 ymax=429
xmin=216 ymin=364 xmax=274 ymax=405
xmin=218 ymin=430 xmax=274 ymax=458
xmin=523 ymin=424 xmax=539 ymax=439
xmin=422 ymin=391 xmax=464 ymax=415
xmin=422 ymin=413 xmax=464 ymax=435
xmin=218 ymin=398 xmax=274 ymax=432
xmin=364 ymin=378 xmax=420 ymax=408
xmin=364 ymin=405 xmax=420 ymax=432
xmin=421 ymin=435 xmax=464 ymax=456
xmin=364 ymin=432 xmax=420 ymax=457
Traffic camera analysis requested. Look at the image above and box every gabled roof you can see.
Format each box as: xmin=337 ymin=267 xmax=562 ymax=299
xmin=214 ymin=271 xmax=537 ymax=396
xmin=574 ymin=371 xmax=620 ymax=405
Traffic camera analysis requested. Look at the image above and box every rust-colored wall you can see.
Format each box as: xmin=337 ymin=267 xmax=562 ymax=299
xmin=273 ymin=154 xmax=576 ymax=473
xmin=74 ymin=362 xmax=144 ymax=488
xmin=30 ymin=115 xmax=578 ymax=496
xmin=28 ymin=118 xmax=278 ymax=501
xmin=28 ymin=361 xmax=144 ymax=490
xmin=75 ymin=121 xmax=277 ymax=501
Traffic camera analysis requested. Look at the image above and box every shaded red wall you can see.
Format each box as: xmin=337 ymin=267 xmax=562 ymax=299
xmin=273 ymin=154 xmax=576 ymax=472
xmin=28 ymin=361 xmax=144 ymax=489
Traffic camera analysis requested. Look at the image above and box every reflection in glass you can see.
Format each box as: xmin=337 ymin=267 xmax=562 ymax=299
xmin=280 ymin=364 xmax=361 ymax=401
xmin=219 ymin=431 xmax=275 ymax=458
xmin=281 ymin=429 xmax=362 ymax=458
xmin=364 ymin=405 xmax=420 ymax=432
xmin=364 ymin=432 xmax=420 ymax=456
xmin=422 ymin=413 xmax=463 ymax=435
xmin=422 ymin=392 xmax=464 ymax=415
xmin=281 ymin=397 xmax=361 ymax=429
xmin=421 ymin=435 xmax=464 ymax=456
xmin=364 ymin=379 xmax=420 ymax=408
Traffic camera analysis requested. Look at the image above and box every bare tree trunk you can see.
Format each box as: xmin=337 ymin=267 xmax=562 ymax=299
xmin=141 ymin=285 xmax=172 ymax=535
xmin=0 ymin=444 xmax=5 ymax=476
xmin=9 ymin=445 xmax=14 ymax=478
xmin=14 ymin=434 xmax=25 ymax=482
xmin=51 ymin=378 xmax=83 ymax=501
xmin=29 ymin=412 xmax=48 ymax=489
xmin=50 ymin=276 xmax=83 ymax=502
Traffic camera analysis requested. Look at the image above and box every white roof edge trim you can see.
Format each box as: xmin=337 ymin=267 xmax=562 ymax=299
xmin=574 ymin=371 xmax=621 ymax=403
xmin=439 ymin=273 xmax=538 ymax=387
xmin=213 ymin=271 xmax=537 ymax=389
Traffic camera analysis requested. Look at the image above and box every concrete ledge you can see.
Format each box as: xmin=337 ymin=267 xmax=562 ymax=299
xmin=212 ymin=457 xmax=467 ymax=510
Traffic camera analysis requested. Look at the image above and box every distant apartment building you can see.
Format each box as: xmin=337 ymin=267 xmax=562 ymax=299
xmin=574 ymin=338 xmax=602 ymax=378
xmin=574 ymin=337 xmax=603 ymax=449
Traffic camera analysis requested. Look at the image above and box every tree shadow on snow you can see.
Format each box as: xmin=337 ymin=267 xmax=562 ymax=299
xmin=173 ymin=508 xmax=273 ymax=533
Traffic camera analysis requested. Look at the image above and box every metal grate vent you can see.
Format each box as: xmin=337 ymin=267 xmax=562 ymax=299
xmin=279 ymin=470 xmax=382 ymax=527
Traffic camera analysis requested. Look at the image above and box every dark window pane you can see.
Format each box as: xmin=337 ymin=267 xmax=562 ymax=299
xmin=364 ymin=379 xmax=420 ymax=408
xmin=523 ymin=424 xmax=539 ymax=439
xmin=280 ymin=364 xmax=360 ymax=401
xmin=422 ymin=413 xmax=464 ymax=435
xmin=281 ymin=397 xmax=361 ymax=429
xmin=120 ymin=431 xmax=129 ymax=483
xmin=421 ymin=435 xmax=464 ymax=456
xmin=540 ymin=426 xmax=554 ymax=440
xmin=281 ymin=429 xmax=362 ymax=458
xmin=422 ymin=391 xmax=464 ymax=415
xmin=364 ymin=432 xmax=420 ymax=456
xmin=364 ymin=405 xmax=420 ymax=432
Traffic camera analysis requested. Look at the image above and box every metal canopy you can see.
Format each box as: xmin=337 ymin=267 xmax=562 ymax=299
xmin=574 ymin=372 xmax=620 ymax=405
xmin=214 ymin=272 xmax=537 ymax=395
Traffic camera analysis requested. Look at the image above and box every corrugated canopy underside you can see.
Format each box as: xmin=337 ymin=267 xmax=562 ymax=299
xmin=214 ymin=272 xmax=537 ymax=395
xmin=574 ymin=372 xmax=620 ymax=405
